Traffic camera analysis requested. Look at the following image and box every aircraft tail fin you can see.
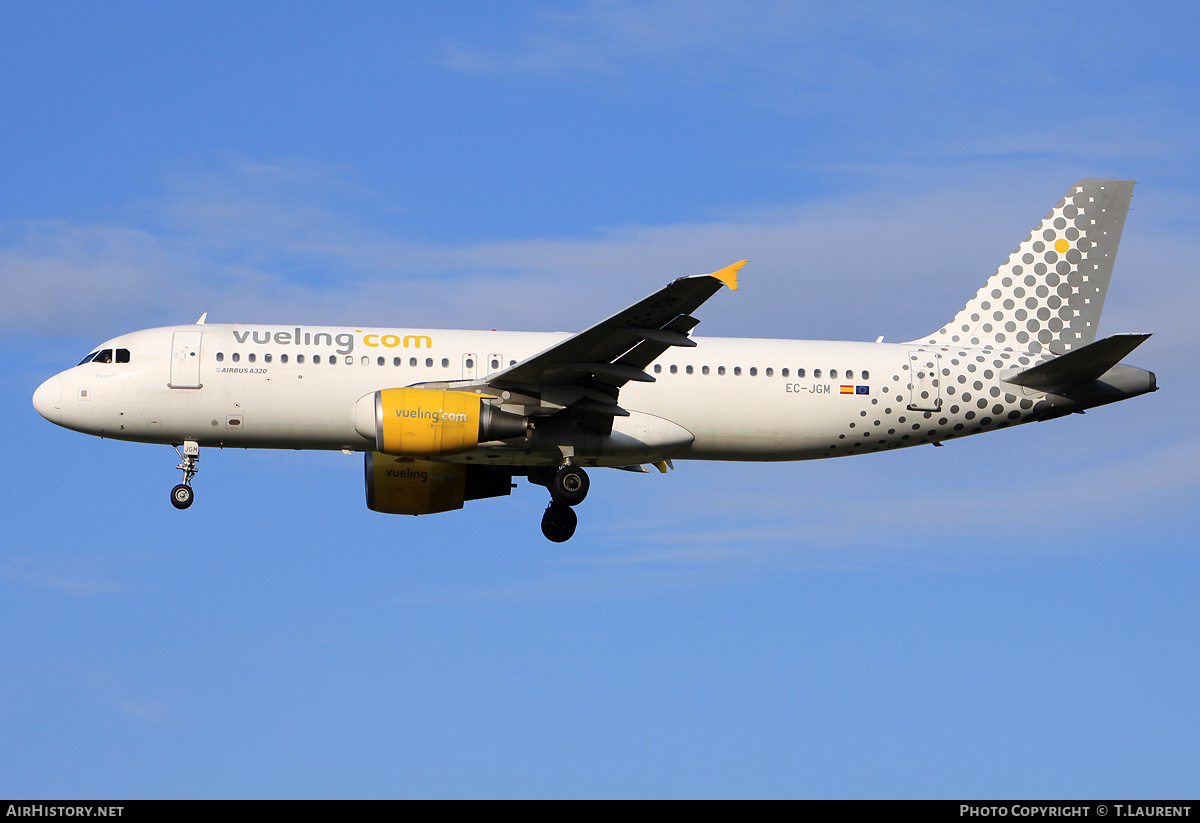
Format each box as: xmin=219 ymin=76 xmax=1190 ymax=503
xmin=915 ymin=179 xmax=1135 ymax=354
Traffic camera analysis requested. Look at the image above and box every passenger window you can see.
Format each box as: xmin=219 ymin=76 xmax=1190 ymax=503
xmin=248 ymin=353 xmax=256 ymax=363
xmin=846 ymin=370 xmax=854 ymax=380
xmin=491 ymin=359 xmax=500 ymax=370
xmin=798 ymin=368 xmax=806 ymax=378
xmin=466 ymin=358 xmax=475 ymax=369
xmin=216 ymin=352 xmax=224 ymax=362
xmin=441 ymin=358 xmax=449 ymax=368
xmin=749 ymin=367 xmax=757 ymax=376
xmin=116 ymin=349 xmax=130 ymax=364
xmin=410 ymin=357 xmax=417 ymax=367
xmin=814 ymin=369 xmax=821 ymax=378
xmin=313 ymin=355 xmax=321 ymax=364
xmin=281 ymin=354 xmax=289 ymax=364
xmin=702 ymin=366 xmax=710 ymax=375
xmin=830 ymin=369 xmax=837 ymax=379
xmin=296 ymin=354 xmax=304 ymax=364
xmin=654 ymin=364 xmax=662 ymax=373
xmin=425 ymin=358 xmax=433 ymax=367
xmin=330 ymin=355 xmax=338 ymax=365
xmin=509 ymin=360 xmax=516 ymax=366
xmin=862 ymin=370 xmax=870 ymax=379
xmin=782 ymin=368 xmax=789 ymax=377
xmin=231 ymin=352 xmax=240 ymax=363
xmin=718 ymin=366 xmax=726 ymax=375
xmin=345 ymin=356 xmax=352 ymax=365
xmin=765 ymin=367 xmax=773 ymax=377
xmin=393 ymin=357 xmax=401 ymax=366
xmin=685 ymin=365 xmax=693 ymax=374
xmin=734 ymin=367 xmax=742 ymax=376
xmin=670 ymin=365 xmax=678 ymax=374
xmin=265 ymin=354 xmax=272 ymax=363
xmin=376 ymin=356 xmax=384 ymax=366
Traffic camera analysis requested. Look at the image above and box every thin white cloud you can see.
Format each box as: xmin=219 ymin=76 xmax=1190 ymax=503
xmin=0 ymin=553 xmax=130 ymax=596
xmin=428 ymin=3 xmax=1154 ymax=108
xmin=8 ymin=159 xmax=1194 ymax=348
xmin=434 ymin=1 xmax=762 ymax=78
xmin=73 ymin=664 xmax=174 ymax=726
xmin=385 ymin=432 xmax=1200 ymax=603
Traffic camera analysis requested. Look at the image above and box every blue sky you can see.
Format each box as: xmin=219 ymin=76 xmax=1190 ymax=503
xmin=2 ymin=1 xmax=1198 ymax=798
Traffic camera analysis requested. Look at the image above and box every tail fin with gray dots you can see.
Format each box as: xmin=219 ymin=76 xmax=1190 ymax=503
xmin=914 ymin=179 xmax=1135 ymax=355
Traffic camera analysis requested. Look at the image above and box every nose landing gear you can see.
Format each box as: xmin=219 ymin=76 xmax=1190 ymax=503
xmin=170 ymin=441 xmax=199 ymax=510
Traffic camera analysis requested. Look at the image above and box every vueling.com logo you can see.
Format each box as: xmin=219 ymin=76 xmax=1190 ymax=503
xmin=228 ymin=328 xmax=434 ymax=356
xmin=395 ymin=407 xmax=469 ymax=423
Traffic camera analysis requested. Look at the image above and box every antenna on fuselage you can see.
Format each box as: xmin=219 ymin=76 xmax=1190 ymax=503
xmin=195 ymin=312 xmax=207 ymax=325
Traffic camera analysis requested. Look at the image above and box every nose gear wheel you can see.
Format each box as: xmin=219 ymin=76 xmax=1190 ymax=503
xmin=170 ymin=484 xmax=194 ymax=509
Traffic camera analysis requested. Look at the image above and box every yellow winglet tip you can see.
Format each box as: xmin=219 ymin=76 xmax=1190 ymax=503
xmin=709 ymin=260 xmax=747 ymax=291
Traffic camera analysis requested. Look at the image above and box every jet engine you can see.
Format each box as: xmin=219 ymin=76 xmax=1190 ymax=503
xmin=355 ymin=388 xmax=528 ymax=456
xmin=365 ymin=453 xmax=514 ymax=515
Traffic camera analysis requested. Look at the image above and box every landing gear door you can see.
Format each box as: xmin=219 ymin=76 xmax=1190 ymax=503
xmin=169 ymin=331 xmax=203 ymax=389
xmin=907 ymin=350 xmax=941 ymax=411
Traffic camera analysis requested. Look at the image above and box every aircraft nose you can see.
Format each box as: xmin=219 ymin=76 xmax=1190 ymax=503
xmin=32 ymin=375 xmax=62 ymax=424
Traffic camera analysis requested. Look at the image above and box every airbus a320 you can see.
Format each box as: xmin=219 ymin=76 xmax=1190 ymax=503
xmin=32 ymin=180 xmax=1156 ymax=541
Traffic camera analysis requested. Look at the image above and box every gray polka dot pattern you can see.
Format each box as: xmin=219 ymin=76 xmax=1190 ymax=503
xmin=820 ymin=179 xmax=1139 ymax=458
xmin=917 ymin=179 xmax=1135 ymax=354
xmin=824 ymin=347 xmax=1061 ymax=455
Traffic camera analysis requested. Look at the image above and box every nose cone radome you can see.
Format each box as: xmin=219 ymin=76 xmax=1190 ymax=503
xmin=33 ymin=375 xmax=62 ymax=424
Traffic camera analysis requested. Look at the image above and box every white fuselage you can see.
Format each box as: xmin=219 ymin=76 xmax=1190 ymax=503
xmin=34 ymin=322 xmax=1138 ymax=468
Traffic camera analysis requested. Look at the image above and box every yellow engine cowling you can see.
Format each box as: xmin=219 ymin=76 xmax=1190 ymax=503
xmin=365 ymin=453 xmax=514 ymax=515
xmin=355 ymin=387 xmax=527 ymax=456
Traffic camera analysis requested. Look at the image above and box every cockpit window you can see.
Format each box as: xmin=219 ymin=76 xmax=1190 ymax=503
xmin=92 ymin=349 xmax=114 ymax=364
xmin=77 ymin=351 xmax=98 ymax=366
xmin=116 ymin=348 xmax=130 ymax=363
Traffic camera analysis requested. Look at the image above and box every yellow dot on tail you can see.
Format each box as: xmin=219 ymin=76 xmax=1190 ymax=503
xmin=1054 ymin=238 xmax=1069 ymax=253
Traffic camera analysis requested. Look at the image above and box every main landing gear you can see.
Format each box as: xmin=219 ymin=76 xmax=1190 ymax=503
xmin=170 ymin=441 xmax=199 ymax=510
xmin=541 ymin=503 xmax=577 ymax=543
xmin=536 ymin=463 xmax=590 ymax=542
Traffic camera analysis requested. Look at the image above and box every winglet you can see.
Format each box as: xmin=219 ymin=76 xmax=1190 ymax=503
xmin=708 ymin=260 xmax=747 ymax=291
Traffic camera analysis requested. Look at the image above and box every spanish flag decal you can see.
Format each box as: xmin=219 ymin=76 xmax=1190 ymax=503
xmin=840 ymin=385 xmax=854 ymax=394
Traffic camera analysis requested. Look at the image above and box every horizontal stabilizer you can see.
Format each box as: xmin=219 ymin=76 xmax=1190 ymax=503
xmin=1004 ymin=333 xmax=1151 ymax=390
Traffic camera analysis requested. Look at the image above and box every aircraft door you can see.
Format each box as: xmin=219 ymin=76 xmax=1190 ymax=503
xmin=907 ymin=351 xmax=941 ymax=411
xmin=462 ymin=352 xmax=478 ymax=381
xmin=487 ymin=353 xmax=504 ymax=375
xmin=169 ymin=331 xmax=203 ymax=389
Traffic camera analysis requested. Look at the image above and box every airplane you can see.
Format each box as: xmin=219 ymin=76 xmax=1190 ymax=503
xmin=31 ymin=179 xmax=1156 ymax=542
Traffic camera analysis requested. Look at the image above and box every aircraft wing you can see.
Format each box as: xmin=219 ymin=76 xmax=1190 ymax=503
xmin=482 ymin=260 xmax=745 ymax=430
